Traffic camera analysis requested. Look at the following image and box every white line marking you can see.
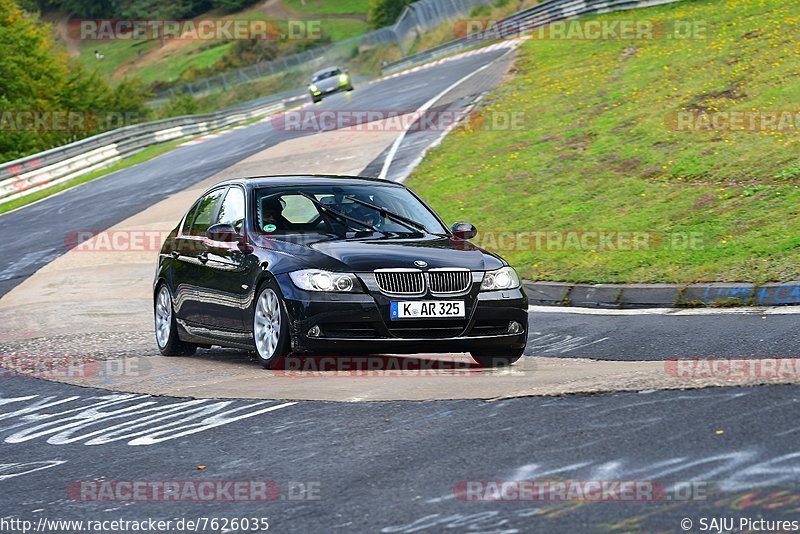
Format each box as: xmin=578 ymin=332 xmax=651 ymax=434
xmin=0 ymin=461 xmax=66 ymax=481
xmin=527 ymin=305 xmax=800 ymax=316
xmin=378 ymin=53 xmax=506 ymax=181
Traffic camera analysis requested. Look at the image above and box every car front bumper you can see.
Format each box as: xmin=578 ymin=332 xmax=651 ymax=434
xmin=275 ymin=273 xmax=528 ymax=355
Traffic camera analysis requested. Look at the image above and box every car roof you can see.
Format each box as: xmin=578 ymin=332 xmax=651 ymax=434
xmin=214 ymin=174 xmax=405 ymax=189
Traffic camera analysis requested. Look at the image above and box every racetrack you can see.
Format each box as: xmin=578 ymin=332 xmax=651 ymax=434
xmin=0 ymin=47 xmax=513 ymax=298
xmin=1 ymin=44 xmax=799 ymax=533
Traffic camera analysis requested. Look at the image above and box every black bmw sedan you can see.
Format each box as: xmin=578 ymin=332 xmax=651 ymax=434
xmin=154 ymin=175 xmax=528 ymax=369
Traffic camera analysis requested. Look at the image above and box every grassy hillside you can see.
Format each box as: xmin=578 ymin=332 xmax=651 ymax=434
xmin=283 ymin=0 xmax=369 ymax=16
xmin=407 ymin=0 xmax=800 ymax=284
xmin=74 ymin=0 xmax=369 ymax=88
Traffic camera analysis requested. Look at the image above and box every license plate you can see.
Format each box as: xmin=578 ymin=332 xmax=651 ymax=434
xmin=390 ymin=301 xmax=465 ymax=319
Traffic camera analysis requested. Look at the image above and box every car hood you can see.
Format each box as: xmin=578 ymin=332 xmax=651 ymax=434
xmin=256 ymin=234 xmax=505 ymax=273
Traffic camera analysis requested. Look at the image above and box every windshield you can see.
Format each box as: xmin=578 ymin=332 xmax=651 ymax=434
xmin=253 ymin=184 xmax=447 ymax=237
xmin=312 ymin=69 xmax=341 ymax=82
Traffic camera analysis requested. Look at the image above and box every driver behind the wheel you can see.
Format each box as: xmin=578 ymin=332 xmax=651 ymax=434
xmin=351 ymin=205 xmax=380 ymax=229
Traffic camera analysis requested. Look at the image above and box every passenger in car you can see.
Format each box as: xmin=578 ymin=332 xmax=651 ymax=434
xmin=260 ymin=197 xmax=291 ymax=232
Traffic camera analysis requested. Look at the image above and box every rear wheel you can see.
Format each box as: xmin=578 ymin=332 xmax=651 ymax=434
xmin=253 ymin=281 xmax=289 ymax=369
xmin=470 ymin=349 xmax=524 ymax=368
xmin=154 ymin=284 xmax=197 ymax=356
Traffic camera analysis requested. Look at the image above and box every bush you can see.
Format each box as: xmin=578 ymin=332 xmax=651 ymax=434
xmin=161 ymin=92 xmax=199 ymax=118
xmin=368 ymin=0 xmax=413 ymax=29
xmin=211 ymin=0 xmax=260 ymax=12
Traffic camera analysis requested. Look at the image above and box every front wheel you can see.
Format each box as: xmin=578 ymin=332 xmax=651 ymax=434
xmin=253 ymin=281 xmax=289 ymax=369
xmin=470 ymin=349 xmax=524 ymax=368
xmin=345 ymin=84 xmax=354 ymax=92
xmin=154 ymin=284 xmax=197 ymax=356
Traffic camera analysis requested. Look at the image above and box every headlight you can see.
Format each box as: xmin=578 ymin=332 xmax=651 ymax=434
xmin=339 ymin=73 xmax=349 ymax=84
xmin=289 ymin=269 xmax=359 ymax=292
xmin=480 ymin=267 xmax=520 ymax=291
xmin=309 ymin=84 xmax=318 ymax=92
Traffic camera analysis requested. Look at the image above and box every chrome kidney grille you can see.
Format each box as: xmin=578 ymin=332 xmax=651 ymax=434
xmin=428 ymin=270 xmax=471 ymax=294
xmin=374 ymin=270 xmax=425 ymax=295
xmin=374 ymin=269 xmax=471 ymax=296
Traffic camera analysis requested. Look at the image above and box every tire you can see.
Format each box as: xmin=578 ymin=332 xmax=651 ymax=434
xmin=311 ymin=95 xmax=321 ymax=103
xmin=252 ymin=280 xmax=290 ymax=370
xmin=345 ymin=84 xmax=354 ymax=92
xmin=154 ymin=284 xmax=197 ymax=356
xmin=470 ymin=349 xmax=524 ymax=368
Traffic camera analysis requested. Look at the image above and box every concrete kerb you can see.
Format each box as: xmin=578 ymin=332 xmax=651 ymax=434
xmin=524 ymin=281 xmax=800 ymax=309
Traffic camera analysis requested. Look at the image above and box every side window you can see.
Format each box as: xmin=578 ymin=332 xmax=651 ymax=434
xmin=217 ymin=187 xmax=246 ymax=232
xmin=189 ymin=188 xmax=225 ymax=236
xmin=181 ymin=201 xmax=201 ymax=235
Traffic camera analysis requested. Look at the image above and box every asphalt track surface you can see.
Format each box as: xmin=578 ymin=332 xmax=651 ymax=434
xmin=526 ymin=310 xmax=800 ymax=360
xmin=1 ymin=376 xmax=798 ymax=533
xmin=1 ymin=49 xmax=799 ymax=533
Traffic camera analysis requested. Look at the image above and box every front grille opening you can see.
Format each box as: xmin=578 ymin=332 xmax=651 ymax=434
xmin=320 ymin=325 xmax=379 ymax=339
xmin=375 ymin=271 xmax=425 ymax=295
xmin=388 ymin=319 xmax=467 ymax=339
xmin=429 ymin=270 xmax=471 ymax=294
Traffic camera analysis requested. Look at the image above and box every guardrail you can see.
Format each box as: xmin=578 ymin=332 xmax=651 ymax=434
xmin=382 ymin=0 xmax=686 ymax=74
xmin=0 ymin=92 xmax=304 ymax=206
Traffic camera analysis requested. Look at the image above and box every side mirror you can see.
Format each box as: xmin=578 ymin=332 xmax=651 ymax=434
xmin=451 ymin=222 xmax=477 ymax=240
xmin=207 ymin=223 xmax=238 ymax=243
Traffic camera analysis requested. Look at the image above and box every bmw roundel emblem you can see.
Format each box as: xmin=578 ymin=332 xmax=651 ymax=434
xmin=414 ymin=260 xmax=428 ymax=268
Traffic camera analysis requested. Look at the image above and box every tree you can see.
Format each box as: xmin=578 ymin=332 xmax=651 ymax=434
xmin=0 ymin=0 xmax=150 ymax=161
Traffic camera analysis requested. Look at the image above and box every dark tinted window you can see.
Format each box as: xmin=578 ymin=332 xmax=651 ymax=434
xmin=189 ymin=188 xmax=225 ymax=236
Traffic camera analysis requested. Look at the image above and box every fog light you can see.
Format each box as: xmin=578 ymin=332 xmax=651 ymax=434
xmin=308 ymin=325 xmax=321 ymax=338
xmin=508 ymin=321 xmax=523 ymax=334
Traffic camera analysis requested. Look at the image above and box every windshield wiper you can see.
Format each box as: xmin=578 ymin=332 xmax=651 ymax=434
xmin=343 ymin=196 xmax=428 ymax=233
xmin=298 ymin=192 xmax=386 ymax=235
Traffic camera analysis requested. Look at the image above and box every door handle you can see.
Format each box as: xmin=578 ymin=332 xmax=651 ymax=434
xmin=197 ymin=252 xmax=209 ymax=264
